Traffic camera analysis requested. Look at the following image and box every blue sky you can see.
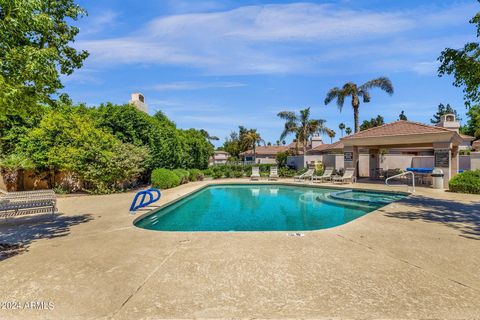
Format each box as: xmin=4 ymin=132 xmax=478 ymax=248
xmin=65 ymin=0 xmax=478 ymax=146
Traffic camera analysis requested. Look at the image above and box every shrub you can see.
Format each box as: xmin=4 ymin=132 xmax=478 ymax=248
xmin=188 ymin=169 xmax=204 ymax=182
xmin=20 ymin=109 xmax=148 ymax=193
xmin=173 ymin=169 xmax=190 ymax=184
xmin=234 ymin=170 xmax=243 ymax=178
xmin=203 ymin=168 xmax=213 ymax=177
xmin=213 ymin=171 xmax=223 ymax=179
xmin=449 ymin=170 xmax=480 ymax=194
xmin=276 ymin=151 xmax=289 ymax=167
xmin=278 ymin=167 xmax=296 ymax=178
xmin=151 ymin=168 xmax=181 ymax=189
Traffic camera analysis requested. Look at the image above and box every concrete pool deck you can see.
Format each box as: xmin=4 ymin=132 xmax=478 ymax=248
xmin=0 ymin=179 xmax=479 ymax=319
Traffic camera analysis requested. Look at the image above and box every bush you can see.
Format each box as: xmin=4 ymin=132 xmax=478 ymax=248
xmin=213 ymin=171 xmax=223 ymax=179
xmin=188 ymin=169 xmax=204 ymax=182
xmin=203 ymin=168 xmax=213 ymax=177
xmin=234 ymin=170 xmax=243 ymax=178
xmin=276 ymin=151 xmax=289 ymax=167
xmin=278 ymin=167 xmax=296 ymax=178
xmin=151 ymin=168 xmax=181 ymax=189
xmin=172 ymin=169 xmax=190 ymax=184
xmin=449 ymin=170 xmax=480 ymax=194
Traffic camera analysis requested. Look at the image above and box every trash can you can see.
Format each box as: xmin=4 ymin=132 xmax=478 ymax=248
xmin=431 ymin=168 xmax=444 ymax=189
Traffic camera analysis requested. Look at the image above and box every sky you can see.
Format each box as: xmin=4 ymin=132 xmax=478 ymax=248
xmin=64 ymin=0 xmax=478 ymax=147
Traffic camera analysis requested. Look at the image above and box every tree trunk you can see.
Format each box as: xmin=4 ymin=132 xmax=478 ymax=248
xmin=353 ymin=105 xmax=360 ymax=133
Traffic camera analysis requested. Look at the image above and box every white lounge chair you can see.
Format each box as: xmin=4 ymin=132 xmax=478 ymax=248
xmin=250 ymin=166 xmax=260 ymax=180
xmin=312 ymin=168 xmax=334 ymax=183
xmin=0 ymin=190 xmax=57 ymax=218
xmin=269 ymin=166 xmax=279 ymax=180
xmin=332 ymin=168 xmax=356 ymax=184
xmin=294 ymin=168 xmax=315 ymax=182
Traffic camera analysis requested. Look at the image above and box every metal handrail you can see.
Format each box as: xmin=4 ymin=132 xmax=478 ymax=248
xmin=385 ymin=171 xmax=415 ymax=192
xmin=129 ymin=188 xmax=161 ymax=214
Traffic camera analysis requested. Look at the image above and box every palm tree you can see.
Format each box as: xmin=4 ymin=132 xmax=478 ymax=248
xmin=242 ymin=129 xmax=264 ymax=162
xmin=277 ymin=107 xmax=330 ymax=155
xmin=327 ymin=129 xmax=336 ymax=143
xmin=338 ymin=123 xmax=345 ymax=137
xmin=324 ymin=77 xmax=394 ymax=133
xmin=345 ymin=127 xmax=352 ymax=135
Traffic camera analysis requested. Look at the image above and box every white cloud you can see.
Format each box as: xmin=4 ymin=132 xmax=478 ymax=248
xmin=152 ymin=81 xmax=246 ymax=91
xmin=80 ymin=10 xmax=119 ymax=36
xmin=77 ymin=2 xmax=476 ymax=75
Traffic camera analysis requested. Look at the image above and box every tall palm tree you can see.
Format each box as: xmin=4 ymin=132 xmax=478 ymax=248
xmin=327 ymin=129 xmax=336 ymax=143
xmin=345 ymin=127 xmax=352 ymax=135
xmin=277 ymin=107 xmax=330 ymax=155
xmin=242 ymin=129 xmax=264 ymax=162
xmin=338 ymin=123 xmax=345 ymax=137
xmin=324 ymin=77 xmax=394 ymax=133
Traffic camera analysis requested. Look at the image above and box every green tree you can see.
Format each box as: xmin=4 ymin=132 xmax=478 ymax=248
xmin=278 ymin=107 xmax=330 ymax=155
xmin=430 ymin=103 xmax=461 ymax=124
xmin=223 ymin=131 xmax=241 ymax=159
xmin=241 ymin=129 xmax=265 ymax=161
xmin=338 ymin=122 xmax=345 ymax=137
xmin=19 ymin=108 xmax=148 ymax=193
xmin=360 ymin=115 xmax=385 ymax=131
xmin=438 ymin=4 xmax=480 ymax=108
xmin=345 ymin=127 xmax=352 ymax=135
xmin=0 ymin=0 xmax=89 ymax=103
xmin=462 ymin=105 xmax=480 ymax=137
xmin=325 ymin=77 xmax=394 ymax=133
xmin=327 ymin=129 xmax=336 ymax=143
xmin=399 ymin=110 xmax=408 ymax=120
xmin=179 ymin=129 xmax=214 ymax=169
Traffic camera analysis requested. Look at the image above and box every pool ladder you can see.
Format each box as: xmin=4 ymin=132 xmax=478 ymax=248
xmin=385 ymin=171 xmax=415 ymax=193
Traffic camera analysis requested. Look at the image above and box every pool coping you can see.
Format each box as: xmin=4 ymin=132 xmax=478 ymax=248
xmin=132 ymin=181 xmax=411 ymax=227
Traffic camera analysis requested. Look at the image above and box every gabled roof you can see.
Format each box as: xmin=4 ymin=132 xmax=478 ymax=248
xmin=307 ymin=140 xmax=344 ymax=154
xmin=239 ymin=146 xmax=288 ymax=156
xmin=342 ymin=120 xmax=455 ymax=140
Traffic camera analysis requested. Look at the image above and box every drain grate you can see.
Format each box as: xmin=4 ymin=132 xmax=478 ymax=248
xmin=287 ymin=233 xmax=305 ymax=237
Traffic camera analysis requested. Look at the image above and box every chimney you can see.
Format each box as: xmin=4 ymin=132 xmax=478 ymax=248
xmin=129 ymin=93 xmax=148 ymax=113
xmin=311 ymin=134 xmax=324 ymax=149
xmin=436 ymin=113 xmax=460 ymax=132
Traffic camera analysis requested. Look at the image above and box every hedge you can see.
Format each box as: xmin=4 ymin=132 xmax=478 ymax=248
xmin=188 ymin=169 xmax=204 ymax=182
xmin=449 ymin=170 xmax=480 ymax=194
xmin=172 ymin=169 xmax=190 ymax=184
xmin=151 ymin=168 xmax=181 ymax=189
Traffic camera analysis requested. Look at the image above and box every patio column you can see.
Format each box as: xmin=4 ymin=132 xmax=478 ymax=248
xmin=450 ymin=145 xmax=459 ymax=180
xmin=433 ymin=142 xmax=453 ymax=189
xmin=344 ymin=146 xmax=359 ymax=176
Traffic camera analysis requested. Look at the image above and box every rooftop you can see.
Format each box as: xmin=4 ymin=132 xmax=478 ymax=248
xmin=342 ymin=120 xmax=455 ymax=140
xmin=239 ymin=145 xmax=288 ymax=156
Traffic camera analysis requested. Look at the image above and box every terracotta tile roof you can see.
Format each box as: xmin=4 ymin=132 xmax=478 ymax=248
xmin=307 ymin=141 xmax=344 ymax=154
xmin=460 ymin=134 xmax=475 ymax=141
xmin=472 ymin=140 xmax=480 ymax=150
xmin=239 ymin=146 xmax=288 ymax=156
xmin=342 ymin=120 xmax=454 ymax=140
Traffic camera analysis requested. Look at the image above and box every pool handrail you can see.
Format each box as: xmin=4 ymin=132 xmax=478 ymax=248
xmin=385 ymin=171 xmax=415 ymax=193
xmin=130 ymin=188 xmax=161 ymax=213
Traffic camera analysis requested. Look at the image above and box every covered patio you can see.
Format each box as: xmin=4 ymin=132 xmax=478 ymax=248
xmin=341 ymin=121 xmax=467 ymax=188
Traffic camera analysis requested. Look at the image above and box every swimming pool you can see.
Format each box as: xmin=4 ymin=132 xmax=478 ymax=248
xmin=134 ymin=184 xmax=407 ymax=232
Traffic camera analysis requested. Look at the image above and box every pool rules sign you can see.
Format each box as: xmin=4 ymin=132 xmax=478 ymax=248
xmin=435 ymin=149 xmax=450 ymax=168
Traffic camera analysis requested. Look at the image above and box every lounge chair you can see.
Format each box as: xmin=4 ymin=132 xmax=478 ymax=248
xmin=312 ymin=168 xmax=334 ymax=183
xmin=332 ymin=168 xmax=356 ymax=184
xmin=0 ymin=190 xmax=57 ymax=218
xmin=269 ymin=166 xmax=279 ymax=180
xmin=250 ymin=166 xmax=260 ymax=180
xmin=294 ymin=168 xmax=315 ymax=182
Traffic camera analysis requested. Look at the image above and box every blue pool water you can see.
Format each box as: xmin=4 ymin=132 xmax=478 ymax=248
xmin=134 ymin=184 xmax=407 ymax=232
